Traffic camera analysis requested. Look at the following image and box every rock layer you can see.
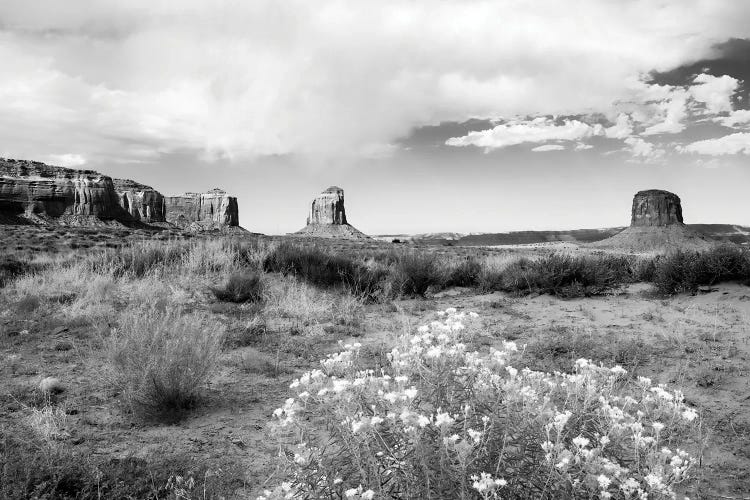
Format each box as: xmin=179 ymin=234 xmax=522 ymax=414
xmin=593 ymin=189 xmax=715 ymax=253
xmin=631 ymin=190 xmax=683 ymax=227
xmin=296 ymin=186 xmax=369 ymax=239
xmin=307 ymin=186 xmax=347 ymax=225
xmin=113 ymin=179 xmax=166 ymax=223
xmin=165 ymin=189 xmax=239 ymax=229
xmin=0 ymin=158 xmax=123 ymax=220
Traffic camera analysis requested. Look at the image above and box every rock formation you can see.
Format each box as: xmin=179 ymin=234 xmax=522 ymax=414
xmin=631 ymin=190 xmax=683 ymax=227
xmin=0 ymin=158 xmax=125 ymax=223
xmin=165 ymin=189 xmax=239 ymax=230
xmin=593 ymin=189 xmax=715 ymax=252
xmin=113 ymin=179 xmax=166 ymax=223
xmin=307 ymin=186 xmax=348 ymax=225
xmin=295 ymin=186 xmax=369 ymax=239
xmin=0 ymin=158 xmax=242 ymax=231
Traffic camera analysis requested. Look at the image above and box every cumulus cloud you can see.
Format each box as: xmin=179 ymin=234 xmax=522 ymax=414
xmin=715 ymin=109 xmax=750 ymax=127
xmin=445 ymin=118 xmax=596 ymax=150
xmin=689 ymin=74 xmax=739 ymax=114
xmin=44 ymin=154 xmax=87 ymax=167
xmin=1 ymin=0 xmax=750 ymax=164
xmin=531 ymin=144 xmax=565 ymax=152
xmin=624 ymin=137 xmax=664 ymax=162
xmin=681 ymin=132 xmax=750 ymax=155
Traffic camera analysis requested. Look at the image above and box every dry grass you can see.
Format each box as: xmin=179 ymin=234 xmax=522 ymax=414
xmin=104 ymin=306 xmax=226 ymax=422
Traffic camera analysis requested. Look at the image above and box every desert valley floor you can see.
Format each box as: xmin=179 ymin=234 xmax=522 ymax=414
xmin=1 ymin=226 xmax=750 ymax=499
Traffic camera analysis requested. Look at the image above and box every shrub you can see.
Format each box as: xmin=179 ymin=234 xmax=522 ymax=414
xmin=105 ymin=306 xmax=225 ymax=422
xmin=263 ymin=243 xmax=386 ymax=300
xmin=262 ymin=309 xmax=701 ymax=500
xmin=211 ymin=272 xmax=264 ymax=303
xmin=499 ymin=253 xmax=635 ymax=297
xmin=445 ymin=258 xmax=482 ymax=288
xmin=0 ymin=256 xmax=37 ymax=288
xmin=652 ymin=245 xmax=750 ymax=295
xmin=390 ymin=251 xmax=445 ymax=297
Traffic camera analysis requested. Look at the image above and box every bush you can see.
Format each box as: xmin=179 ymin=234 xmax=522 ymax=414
xmin=445 ymin=258 xmax=482 ymax=288
xmin=106 ymin=306 xmax=225 ymax=422
xmin=499 ymin=253 xmax=635 ymax=297
xmin=262 ymin=309 xmax=701 ymax=499
xmin=211 ymin=272 xmax=264 ymax=303
xmin=390 ymin=251 xmax=445 ymax=297
xmin=263 ymin=243 xmax=386 ymax=300
xmin=0 ymin=256 xmax=37 ymax=287
xmin=652 ymin=245 xmax=750 ymax=295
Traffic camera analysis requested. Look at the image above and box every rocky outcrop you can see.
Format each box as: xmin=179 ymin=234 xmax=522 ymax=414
xmin=631 ymin=190 xmax=683 ymax=227
xmin=307 ymin=186 xmax=347 ymax=225
xmin=0 ymin=158 xmax=124 ymax=221
xmin=295 ymin=186 xmax=369 ymax=239
xmin=165 ymin=189 xmax=239 ymax=229
xmin=593 ymin=189 xmax=715 ymax=253
xmin=113 ymin=179 xmax=166 ymax=223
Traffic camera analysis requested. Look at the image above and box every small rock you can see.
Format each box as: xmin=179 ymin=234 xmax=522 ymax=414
xmin=40 ymin=377 xmax=64 ymax=394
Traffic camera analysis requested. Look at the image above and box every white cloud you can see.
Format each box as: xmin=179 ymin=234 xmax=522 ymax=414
xmin=575 ymin=143 xmax=594 ymax=150
xmin=690 ymin=74 xmax=739 ymax=114
xmin=604 ymin=114 xmax=633 ymax=139
xmin=641 ymin=89 xmax=689 ymax=136
xmin=0 ymin=0 xmax=749 ymax=163
xmin=531 ymin=144 xmax=565 ymax=152
xmin=625 ymin=137 xmax=664 ymax=162
xmin=44 ymin=153 xmax=87 ymax=167
xmin=715 ymin=109 xmax=750 ymax=127
xmin=446 ymin=118 xmax=596 ymax=150
xmin=681 ymin=133 xmax=750 ymax=155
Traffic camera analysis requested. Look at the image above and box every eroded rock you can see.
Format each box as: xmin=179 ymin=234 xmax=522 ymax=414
xmin=631 ymin=190 xmax=684 ymax=227
xmin=165 ymin=189 xmax=239 ymax=229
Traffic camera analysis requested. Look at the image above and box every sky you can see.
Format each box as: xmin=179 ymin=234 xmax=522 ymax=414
xmin=1 ymin=0 xmax=750 ymax=235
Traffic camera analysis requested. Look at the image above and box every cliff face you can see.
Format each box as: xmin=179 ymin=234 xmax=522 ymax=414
xmin=631 ymin=190 xmax=684 ymax=227
xmin=296 ymin=186 xmax=369 ymax=239
xmin=0 ymin=158 xmax=123 ymax=219
xmin=307 ymin=186 xmax=347 ymax=225
xmin=113 ymin=179 xmax=166 ymax=223
xmin=165 ymin=189 xmax=239 ymax=229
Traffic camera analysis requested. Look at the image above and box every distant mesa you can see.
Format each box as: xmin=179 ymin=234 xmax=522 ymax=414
xmin=113 ymin=178 xmax=167 ymax=223
xmin=165 ymin=189 xmax=239 ymax=230
xmin=0 ymin=157 xmax=240 ymax=231
xmin=294 ymin=186 xmax=369 ymax=239
xmin=593 ymin=189 xmax=716 ymax=252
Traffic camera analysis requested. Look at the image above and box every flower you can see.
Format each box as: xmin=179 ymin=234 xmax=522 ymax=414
xmin=597 ymin=474 xmax=611 ymax=489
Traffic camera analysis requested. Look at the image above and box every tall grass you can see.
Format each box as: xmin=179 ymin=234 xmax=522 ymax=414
xmin=652 ymin=245 xmax=750 ymax=295
xmin=105 ymin=306 xmax=225 ymax=422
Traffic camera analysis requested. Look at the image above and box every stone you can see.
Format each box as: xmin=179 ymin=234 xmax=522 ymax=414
xmin=39 ymin=376 xmax=64 ymax=394
xmin=165 ymin=188 xmax=239 ymax=229
xmin=113 ymin=178 xmax=167 ymax=223
xmin=0 ymin=158 xmax=126 ymax=221
xmin=295 ymin=186 xmax=369 ymax=239
xmin=307 ymin=186 xmax=347 ymax=225
xmin=631 ymin=190 xmax=683 ymax=227
xmin=593 ymin=189 xmax=715 ymax=252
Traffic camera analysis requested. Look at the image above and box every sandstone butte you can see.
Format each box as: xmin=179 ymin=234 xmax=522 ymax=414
xmin=0 ymin=157 xmax=239 ymax=230
xmin=593 ymin=189 xmax=716 ymax=253
xmin=165 ymin=189 xmax=240 ymax=230
xmin=294 ymin=186 xmax=370 ymax=239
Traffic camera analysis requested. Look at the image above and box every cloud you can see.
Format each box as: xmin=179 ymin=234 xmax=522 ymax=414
xmin=1 ymin=0 xmax=750 ymax=164
xmin=689 ymin=74 xmax=739 ymax=114
xmin=44 ymin=153 xmax=87 ymax=167
xmin=604 ymin=114 xmax=633 ymax=139
xmin=445 ymin=118 xmax=596 ymax=150
xmin=640 ymin=89 xmax=689 ymax=136
xmin=531 ymin=144 xmax=565 ymax=152
xmin=715 ymin=109 xmax=750 ymax=127
xmin=681 ymin=132 xmax=750 ymax=155
xmin=624 ymin=137 xmax=664 ymax=162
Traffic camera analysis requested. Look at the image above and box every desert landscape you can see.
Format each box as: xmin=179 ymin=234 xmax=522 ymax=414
xmin=1 ymin=159 xmax=750 ymax=499
xmin=3 ymin=2 xmax=750 ymax=499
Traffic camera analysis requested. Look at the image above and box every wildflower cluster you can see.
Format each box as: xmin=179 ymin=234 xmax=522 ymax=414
xmin=260 ymin=308 xmax=700 ymax=499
